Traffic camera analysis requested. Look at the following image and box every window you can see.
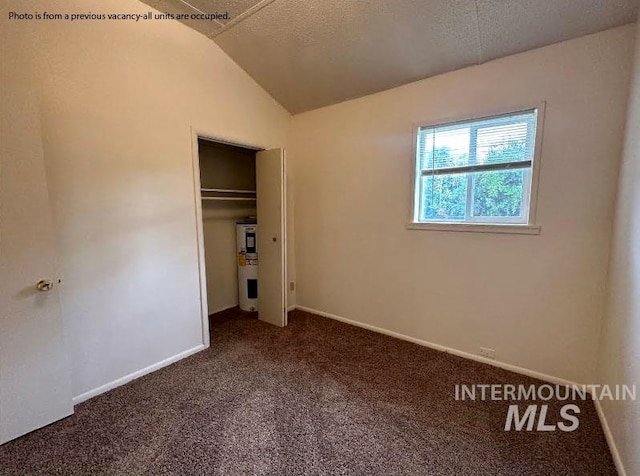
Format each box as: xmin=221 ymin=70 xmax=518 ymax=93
xmin=411 ymin=108 xmax=541 ymax=232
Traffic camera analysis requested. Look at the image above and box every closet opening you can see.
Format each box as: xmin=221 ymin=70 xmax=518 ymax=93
xmin=193 ymin=134 xmax=287 ymax=344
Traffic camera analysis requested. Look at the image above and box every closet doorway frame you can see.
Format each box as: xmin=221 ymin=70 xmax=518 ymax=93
xmin=190 ymin=126 xmax=264 ymax=349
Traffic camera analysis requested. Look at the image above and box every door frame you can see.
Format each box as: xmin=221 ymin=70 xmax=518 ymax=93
xmin=190 ymin=127 xmax=285 ymax=346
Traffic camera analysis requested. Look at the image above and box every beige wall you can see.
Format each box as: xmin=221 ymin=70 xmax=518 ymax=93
xmin=3 ymin=0 xmax=291 ymax=398
xmin=598 ymin=19 xmax=640 ymax=476
xmin=290 ymin=25 xmax=635 ymax=384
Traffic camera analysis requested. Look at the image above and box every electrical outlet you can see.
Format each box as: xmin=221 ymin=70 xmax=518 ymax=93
xmin=289 ymin=282 xmax=295 ymax=291
xmin=479 ymin=347 xmax=496 ymax=359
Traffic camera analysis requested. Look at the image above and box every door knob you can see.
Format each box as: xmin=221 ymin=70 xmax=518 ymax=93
xmin=36 ymin=279 xmax=53 ymax=292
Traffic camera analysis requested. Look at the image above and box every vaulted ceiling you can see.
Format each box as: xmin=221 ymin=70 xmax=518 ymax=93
xmin=141 ymin=0 xmax=639 ymax=113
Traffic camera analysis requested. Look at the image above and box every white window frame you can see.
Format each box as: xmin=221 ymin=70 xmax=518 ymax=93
xmin=408 ymin=103 xmax=545 ymax=235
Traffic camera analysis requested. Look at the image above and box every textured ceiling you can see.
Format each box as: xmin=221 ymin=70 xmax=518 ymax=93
xmin=140 ymin=0 xmax=639 ymax=113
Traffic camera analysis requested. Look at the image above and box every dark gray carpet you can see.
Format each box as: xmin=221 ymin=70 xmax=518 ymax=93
xmin=0 ymin=309 xmax=616 ymax=475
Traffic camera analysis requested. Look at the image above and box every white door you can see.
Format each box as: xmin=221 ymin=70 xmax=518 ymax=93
xmin=0 ymin=31 xmax=74 ymax=445
xmin=256 ymin=149 xmax=287 ymax=327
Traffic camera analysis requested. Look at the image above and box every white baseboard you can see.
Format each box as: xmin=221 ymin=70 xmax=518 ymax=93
xmin=210 ymin=304 xmax=298 ymax=314
xmin=209 ymin=304 xmax=238 ymax=315
xmin=72 ymin=344 xmax=206 ymax=404
xmin=295 ymin=305 xmax=581 ymax=389
xmin=210 ymin=304 xmax=296 ymax=316
xmin=594 ymin=398 xmax=627 ymax=476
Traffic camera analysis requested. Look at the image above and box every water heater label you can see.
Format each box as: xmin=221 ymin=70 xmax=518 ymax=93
xmin=246 ymin=232 xmax=256 ymax=253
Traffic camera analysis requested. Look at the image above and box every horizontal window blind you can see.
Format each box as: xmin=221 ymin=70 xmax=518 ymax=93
xmin=418 ymin=110 xmax=537 ymax=175
xmin=413 ymin=108 xmax=540 ymax=225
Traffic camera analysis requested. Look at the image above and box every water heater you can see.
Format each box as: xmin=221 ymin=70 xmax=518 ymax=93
xmin=236 ymin=220 xmax=258 ymax=312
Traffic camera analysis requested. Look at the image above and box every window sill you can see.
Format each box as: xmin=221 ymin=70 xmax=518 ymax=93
xmin=406 ymin=222 xmax=541 ymax=235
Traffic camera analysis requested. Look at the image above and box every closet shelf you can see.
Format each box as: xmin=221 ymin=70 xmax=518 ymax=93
xmin=200 ymin=187 xmax=257 ymax=202
xmin=202 ymin=196 xmax=256 ymax=202
xmin=201 ymin=188 xmax=256 ymax=194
